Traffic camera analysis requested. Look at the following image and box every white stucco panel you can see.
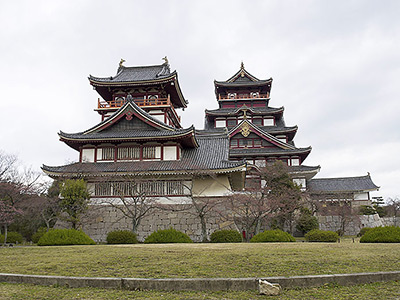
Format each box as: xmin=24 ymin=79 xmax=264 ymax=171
xmin=354 ymin=192 xmax=369 ymax=200
xmin=192 ymin=175 xmax=231 ymax=197
xmin=82 ymin=148 xmax=95 ymax=162
xmin=163 ymin=146 xmax=177 ymax=160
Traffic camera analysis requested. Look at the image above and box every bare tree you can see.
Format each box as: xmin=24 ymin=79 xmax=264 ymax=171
xmin=386 ymin=197 xmax=400 ymax=226
xmin=223 ymin=161 xmax=302 ymax=241
xmin=99 ymin=178 xmax=160 ymax=234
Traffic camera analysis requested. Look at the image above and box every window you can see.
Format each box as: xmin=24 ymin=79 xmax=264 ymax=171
xmin=101 ymin=148 xmax=114 ymax=161
xmin=252 ymin=117 xmax=263 ymax=126
xmin=93 ymin=181 xmax=187 ymax=197
xmin=263 ymin=118 xmax=274 ymax=126
xmin=117 ymin=147 xmax=140 ymax=160
xmin=215 ymin=118 xmax=226 ymax=128
xmin=227 ymin=119 xmax=237 ymax=128
xmin=290 ymin=158 xmax=300 ymax=166
xmin=143 ymin=146 xmax=156 ymax=159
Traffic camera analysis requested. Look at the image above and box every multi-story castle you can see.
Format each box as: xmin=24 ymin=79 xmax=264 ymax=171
xmin=42 ymin=59 xmax=378 ymax=241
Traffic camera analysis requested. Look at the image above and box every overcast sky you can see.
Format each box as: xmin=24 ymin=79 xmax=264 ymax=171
xmin=1 ymin=0 xmax=399 ymax=199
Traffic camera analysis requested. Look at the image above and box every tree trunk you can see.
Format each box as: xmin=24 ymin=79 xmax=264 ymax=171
xmin=255 ymin=218 xmax=262 ymax=235
xmin=200 ymin=215 xmax=208 ymax=242
xmin=3 ymin=225 xmax=7 ymax=246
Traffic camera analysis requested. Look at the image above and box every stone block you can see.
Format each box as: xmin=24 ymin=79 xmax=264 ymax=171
xmin=258 ymin=280 xmax=281 ymax=295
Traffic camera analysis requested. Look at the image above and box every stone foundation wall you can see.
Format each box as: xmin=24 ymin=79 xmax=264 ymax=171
xmin=76 ymin=205 xmax=235 ymax=243
xmin=317 ymin=214 xmax=400 ymax=235
xmin=56 ymin=205 xmax=400 ymax=242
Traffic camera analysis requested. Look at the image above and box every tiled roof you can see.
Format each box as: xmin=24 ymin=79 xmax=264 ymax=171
xmin=42 ymin=135 xmax=246 ymax=177
xmin=308 ymin=174 xmax=379 ymax=193
xmin=229 ymin=147 xmax=312 ymax=156
xmin=89 ymin=64 xmax=173 ymax=83
xmin=205 ymin=106 xmax=283 ymax=116
xmin=59 ymin=126 xmax=195 ymax=141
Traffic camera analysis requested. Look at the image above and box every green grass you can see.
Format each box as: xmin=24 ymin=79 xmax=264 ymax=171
xmin=0 ymin=240 xmax=399 ymax=279
xmin=1 ymin=281 xmax=399 ymax=299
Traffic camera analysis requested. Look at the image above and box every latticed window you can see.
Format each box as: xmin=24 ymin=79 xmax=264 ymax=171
xmin=102 ymin=148 xmax=114 ymax=160
xmin=94 ymin=182 xmax=112 ymax=196
xmin=93 ymin=181 xmax=187 ymax=196
xmin=166 ymin=181 xmax=184 ymax=195
xmin=117 ymin=147 xmax=140 ymax=160
xmin=142 ymin=146 xmax=156 ymax=159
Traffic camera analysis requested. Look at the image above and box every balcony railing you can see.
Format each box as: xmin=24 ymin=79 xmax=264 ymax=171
xmin=98 ymin=95 xmax=171 ymax=109
xmin=218 ymin=93 xmax=269 ymax=100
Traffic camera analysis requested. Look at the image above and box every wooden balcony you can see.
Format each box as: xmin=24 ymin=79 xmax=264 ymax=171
xmin=98 ymin=95 xmax=171 ymax=109
xmin=218 ymin=93 xmax=269 ymax=101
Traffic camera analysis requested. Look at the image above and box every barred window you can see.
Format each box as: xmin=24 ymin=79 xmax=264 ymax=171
xmin=117 ymin=147 xmax=140 ymax=160
xmin=95 ymin=182 xmax=112 ymax=196
xmin=142 ymin=146 xmax=156 ymax=159
xmin=102 ymin=148 xmax=114 ymax=160
xmin=93 ymin=181 xmax=187 ymax=196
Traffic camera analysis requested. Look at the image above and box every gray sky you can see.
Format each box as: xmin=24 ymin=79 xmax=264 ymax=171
xmin=1 ymin=0 xmax=399 ymax=199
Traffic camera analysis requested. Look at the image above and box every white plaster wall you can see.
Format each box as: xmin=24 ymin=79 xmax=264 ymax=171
xmin=155 ymin=146 xmax=161 ymax=159
xmin=192 ymin=175 xmax=232 ymax=197
xmin=215 ymin=120 xmax=226 ymax=128
xmin=152 ymin=114 xmax=165 ymax=122
xmin=164 ymin=146 xmax=177 ymax=160
xmin=96 ymin=149 xmax=102 ymax=161
xmin=82 ymin=149 xmax=95 ymax=162
xmin=354 ymin=192 xmax=369 ymax=200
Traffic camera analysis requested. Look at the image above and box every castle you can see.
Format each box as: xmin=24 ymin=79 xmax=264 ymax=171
xmin=42 ymin=59 xmax=379 ymax=241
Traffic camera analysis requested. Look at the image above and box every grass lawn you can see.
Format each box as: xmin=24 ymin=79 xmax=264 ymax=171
xmin=0 ymin=239 xmax=399 ymax=279
xmin=1 ymin=281 xmax=400 ymax=299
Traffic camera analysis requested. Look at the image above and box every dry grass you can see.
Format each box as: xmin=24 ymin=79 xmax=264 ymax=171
xmin=0 ymin=239 xmax=399 ymax=279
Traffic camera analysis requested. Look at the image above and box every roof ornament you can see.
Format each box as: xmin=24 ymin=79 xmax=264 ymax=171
xmin=240 ymin=61 xmax=245 ymax=77
xmin=240 ymin=122 xmax=251 ymax=137
xmin=126 ymin=94 xmax=133 ymax=102
xmin=119 ymin=59 xmax=126 ymax=67
xmin=162 ymin=56 xmax=169 ymax=65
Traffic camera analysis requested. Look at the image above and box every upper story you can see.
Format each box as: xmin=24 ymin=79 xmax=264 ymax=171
xmin=89 ymin=58 xmax=186 ymax=128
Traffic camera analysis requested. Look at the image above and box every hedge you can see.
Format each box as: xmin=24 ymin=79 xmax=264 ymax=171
xmin=37 ymin=229 xmax=96 ymax=246
xmin=144 ymin=228 xmax=192 ymax=243
xmin=360 ymin=226 xmax=400 ymax=243
xmin=106 ymin=230 xmax=138 ymax=244
xmin=250 ymin=229 xmax=295 ymax=242
xmin=210 ymin=230 xmax=242 ymax=243
xmin=305 ymin=229 xmax=339 ymax=242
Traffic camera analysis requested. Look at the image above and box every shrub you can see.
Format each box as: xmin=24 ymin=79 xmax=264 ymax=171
xmin=37 ymin=229 xmax=96 ymax=246
xmin=0 ymin=231 xmax=24 ymax=244
xmin=210 ymin=230 xmax=242 ymax=243
xmin=106 ymin=230 xmax=138 ymax=244
xmin=357 ymin=227 xmax=372 ymax=237
xmin=144 ymin=228 xmax=193 ymax=243
xmin=359 ymin=205 xmax=376 ymax=215
xmin=305 ymin=229 xmax=339 ymax=242
xmin=296 ymin=208 xmax=319 ymax=235
xmin=360 ymin=226 xmax=400 ymax=243
xmin=31 ymin=227 xmax=48 ymax=244
xmin=250 ymin=229 xmax=295 ymax=243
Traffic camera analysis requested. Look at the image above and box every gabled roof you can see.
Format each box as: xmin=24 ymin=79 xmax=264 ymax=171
xmin=42 ymin=134 xmax=246 ymax=178
xmin=308 ymin=174 xmax=379 ymax=193
xmin=59 ymin=100 xmax=198 ymax=149
xmin=214 ymin=62 xmax=273 ymax=89
xmin=89 ymin=64 xmax=172 ymax=83
xmin=228 ymin=120 xmax=296 ymax=150
xmin=88 ymin=61 xmax=187 ymax=108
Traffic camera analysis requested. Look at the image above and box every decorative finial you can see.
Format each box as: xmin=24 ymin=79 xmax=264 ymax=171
xmin=126 ymin=94 xmax=133 ymax=102
xmin=243 ymin=110 xmax=247 ymax=119
xmin=119 ymin=59 xmax=126 ymax=67
xmin=162 ymin=56 xmax=169 ymax=65
xmin=240 ymin=61 xmax=245 ymax=77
